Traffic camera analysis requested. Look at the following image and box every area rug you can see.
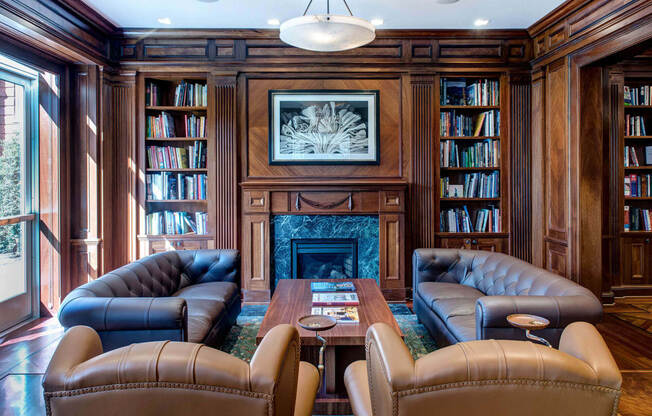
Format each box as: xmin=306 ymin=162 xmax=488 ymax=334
xmin=610 ymin=301 xmax=652 ymax=335
xmin=219 ymin=304 xmax=437 ymax=362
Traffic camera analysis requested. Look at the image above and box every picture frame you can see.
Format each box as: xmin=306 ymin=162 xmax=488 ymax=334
xmin=268 ymin=89 xmax=380 ymax=165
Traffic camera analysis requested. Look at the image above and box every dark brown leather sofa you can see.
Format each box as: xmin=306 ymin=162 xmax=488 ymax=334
xmin=413 ymin=249 xmax=602 ymax=348
xmin=58 ymin=249 xmax=240 ymax=351
xmin=43 ymin=324 xmax=319 ymax=416
xmin=344 ymin=322 xmax=621 ymax=416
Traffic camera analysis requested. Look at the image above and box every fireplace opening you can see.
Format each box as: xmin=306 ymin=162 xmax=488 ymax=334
xmin=291 ymin=238 xmax=358 ymax=279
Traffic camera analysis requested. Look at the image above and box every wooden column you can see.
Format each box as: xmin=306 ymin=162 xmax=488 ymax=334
xmin=531 ymin=69 xmax=545 ymax=268
xmin=510 ymin=75 xmax=532 ymax=262
xmin=213 ymin=74 xmax=238 ymax=249
xmin=102 ymin=70 xmax=136 ymax=269
xmin=409 ymin=76 xmax=435 ymax=253
xmin=68 ymin=65 xmax=102 ymax=292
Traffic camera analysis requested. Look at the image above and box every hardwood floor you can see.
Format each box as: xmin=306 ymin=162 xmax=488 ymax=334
xmin=0 ymin=299 xmax=649 ymax=415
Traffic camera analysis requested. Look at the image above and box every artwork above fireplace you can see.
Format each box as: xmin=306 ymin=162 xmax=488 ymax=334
xmin=291 ymin=238 xmax=358 ymax=279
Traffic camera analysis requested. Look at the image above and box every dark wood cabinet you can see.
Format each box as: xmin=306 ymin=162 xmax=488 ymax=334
xmin=621 ymin=236 xmax=651 ymax=286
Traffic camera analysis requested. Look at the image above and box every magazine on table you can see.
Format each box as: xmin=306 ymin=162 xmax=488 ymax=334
xmin=310 ymin=281 xmax=356 ymax=292
xmin=311 ymin=306 xmax=359 ymax=324
xmin=312 ymin=292 xmax=359 ymax=306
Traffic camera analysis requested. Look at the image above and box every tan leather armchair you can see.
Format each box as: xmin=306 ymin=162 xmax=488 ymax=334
xmin=345 ymin=322 xmax=621 ymax=416
xmin=43 ymin=324 xmax=319 ymax=416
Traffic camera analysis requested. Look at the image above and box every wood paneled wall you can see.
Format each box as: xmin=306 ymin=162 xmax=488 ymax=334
xmin=242 ymin=76 xmax=405 ymax=181
xmin=528 ymin=0 xmax=652 ymax=297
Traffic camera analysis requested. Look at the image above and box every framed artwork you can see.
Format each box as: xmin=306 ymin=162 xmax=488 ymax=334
xmin=268 ymin=89 xmax=380 ymax=165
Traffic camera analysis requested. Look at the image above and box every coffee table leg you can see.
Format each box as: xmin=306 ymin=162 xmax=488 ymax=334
xmin=325 ymin=346 xmax=336 ymax=394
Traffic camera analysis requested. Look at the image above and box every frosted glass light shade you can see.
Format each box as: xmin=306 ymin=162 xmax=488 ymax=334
xmin=280 ymin=15 xmax=376 ymax=52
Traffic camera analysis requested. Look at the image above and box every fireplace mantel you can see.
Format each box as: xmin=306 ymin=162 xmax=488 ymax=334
xmin=240 ymin=181 xmax=407 ymax=302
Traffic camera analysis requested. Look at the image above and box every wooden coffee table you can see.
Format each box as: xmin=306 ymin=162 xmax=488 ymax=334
xmin=256 ymin=278 xmax=403 ymax=414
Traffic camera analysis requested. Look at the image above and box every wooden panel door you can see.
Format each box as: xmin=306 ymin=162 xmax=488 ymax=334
xmin=621 ymin=237 xmax=650 ymax=285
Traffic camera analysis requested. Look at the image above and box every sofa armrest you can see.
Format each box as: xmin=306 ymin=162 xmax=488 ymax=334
xmin=42 ymin=326 xmax=103 ymax=392
xmin=475 ymin=295 xmax=602 ymax=331
xmin=58 ymin=297 xmax=187 ymax=332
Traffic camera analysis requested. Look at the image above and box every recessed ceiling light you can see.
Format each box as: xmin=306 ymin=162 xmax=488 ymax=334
xmin=371 ymin=18 xmax=384 ymax=26
xmin=157 ymin=17 xmax=172 ymax=25
xmin=197 ymin=0 xmax=219 ymax=2
xmin=474 ymin=18 xmax=489 ymax=27
xmin=267 ymin=18 xmax=280 ymax=26
xmin=436 ymin=0 xmax=460 ymax=3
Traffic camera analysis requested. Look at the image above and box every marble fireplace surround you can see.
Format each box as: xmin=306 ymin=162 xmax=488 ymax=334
xmin=240 ymin=183 xmax=407 ymax=302
xmin=272 ymin=215 xmax=380 ymax=286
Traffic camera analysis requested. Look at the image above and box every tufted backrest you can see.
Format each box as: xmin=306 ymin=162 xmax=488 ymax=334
xmin=413 ymin=249 xmax=593 ymax=297
xmin=62 ymin=249 xmax=240 ymax=303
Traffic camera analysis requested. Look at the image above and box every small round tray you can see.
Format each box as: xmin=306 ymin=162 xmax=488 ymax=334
xmin=297 ymin=315 xmax=337 ymax=332
xmin=506 ymin=314 xmax=550 ymax=331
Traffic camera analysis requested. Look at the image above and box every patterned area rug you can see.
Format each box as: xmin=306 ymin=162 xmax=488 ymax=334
xmin=610 ymin=302 xmax=652 ymax=335
xmin=219 ymin=304 xmax=437 ymax=362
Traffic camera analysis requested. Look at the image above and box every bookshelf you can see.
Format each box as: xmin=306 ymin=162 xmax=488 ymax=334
xmin=435 ymin=75 xmax=509 ymax=253
xmin=622 ymin=78 xmax=652 ymax=234
xmin=137 ymin=75 xmax=216 ymax=256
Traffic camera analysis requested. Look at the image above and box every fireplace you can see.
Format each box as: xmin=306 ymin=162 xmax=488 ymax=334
xmin=291 ymin=238 xmax=358 ymax=279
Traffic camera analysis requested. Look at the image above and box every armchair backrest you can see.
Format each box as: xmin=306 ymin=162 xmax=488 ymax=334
xmin=365 ymin=322 xmax=621 ymax=416
xmin=413 ymin=248 xmax=594 ymax=297
xmin=43 ymin=324 xmax=301 ymax=416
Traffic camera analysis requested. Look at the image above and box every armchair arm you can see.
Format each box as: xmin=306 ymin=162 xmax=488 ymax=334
xmin=58 ymin=297 xmax=187 ymax=332
xmin=42 ymin=326 xmax=103 ymax=392
xmin=250 ymin=324 xmax=309 ymax=416
xmin=475 ymin=295 xmax=602 ymax=330
xmin=366 ymin=323 xmax=415 ymax=392
xmin=560 ymin=322 xmax=621 ymax=390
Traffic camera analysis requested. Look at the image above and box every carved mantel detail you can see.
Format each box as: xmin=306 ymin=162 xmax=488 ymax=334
xmin=240 ymin=181 xmax=407 ymax=302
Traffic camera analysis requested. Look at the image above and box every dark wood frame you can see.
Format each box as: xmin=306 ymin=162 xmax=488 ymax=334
xmin=267 ymin=89 xmax=381 ymax=165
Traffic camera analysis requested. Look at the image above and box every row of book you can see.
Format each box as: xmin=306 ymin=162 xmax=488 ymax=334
xmin=183 ymin=114 xmax=207 ymax=137
xmin=624 ymin=145 xmax=652 ymax=167
xmin=624 ymin=174 xmax=652 ymax=198
xmin=147 ymin=142 xmax=207 ymax=170
xmin=624 ymin=85 xmax=652 ymax=106
xmin=174 ymin=81 xmax=207 ymax=107
xmin=440 ymin=110 xmax=500 ymax=137
xmin=440 ymin=78 xmax=500 ymax=106
xmin=624 ymin=206 xmax=652 ymax=232
xmin=440 ymin=139 xmax=500 ymax=168
xmin=440 ymin=206 xmax=501 ymax=233
xmin=440 ymin=172 xmax=500 ymax=198
xmin=625 ymin=115 xmax=648 ymax=136
xmin=146 ymin=173 xmax=207 ymax=201
xmin=146 ymin=211 xmax=208 ymax=235
xmin=146 ymin=82 xmax=162 ymax=106
xmin=147 ymin=112 xmax=176 ymax=138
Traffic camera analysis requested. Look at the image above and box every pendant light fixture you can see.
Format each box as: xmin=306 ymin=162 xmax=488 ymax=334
xmin=280 ymin=0 xmax=376 ymax=52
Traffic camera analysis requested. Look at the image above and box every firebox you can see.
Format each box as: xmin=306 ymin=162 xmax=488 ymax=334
xmin=291 ymin=238 xmax=358 ymax=279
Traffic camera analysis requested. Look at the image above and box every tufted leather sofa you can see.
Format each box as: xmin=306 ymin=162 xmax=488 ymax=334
xmin=344 ymin=322 xmax=621 ymax=416
xmin=58 ymin=249 xmax=240 ymax=351
xmin=43 ymin=324 xmax=319 ymax=416
xmin=413 ymin=249 xmax=602 ymax=348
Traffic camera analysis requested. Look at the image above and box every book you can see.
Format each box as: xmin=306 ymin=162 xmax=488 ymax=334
xmin=311 ymin=306 xmax=359 ymax=324
xmin=310 ymin=282 xmax=356 ymax=292
xmin=312 ymin=292 xmax=359 ymax=306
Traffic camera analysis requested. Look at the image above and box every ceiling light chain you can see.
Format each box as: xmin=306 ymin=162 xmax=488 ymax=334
xmin=303 ymin=0 xmax=355 ymax=17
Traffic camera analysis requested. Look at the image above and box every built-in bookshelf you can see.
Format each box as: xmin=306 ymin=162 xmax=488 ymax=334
xmin=137 ymin=75 xmax=215 ymax=255
xmin=623 ymin=79 xmax=652 ymax=233
xmin=435 ymin=75 xmax=508 ymax=252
